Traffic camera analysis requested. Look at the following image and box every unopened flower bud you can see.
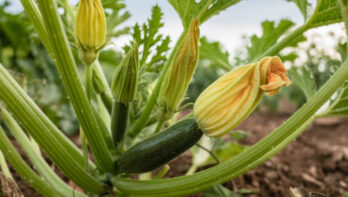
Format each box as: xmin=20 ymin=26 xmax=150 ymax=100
xmin=193 ymin=56 xmax=291 ymax=137
xmin=158 ymin=20 xmax=200 ymax=119
xmin=75 ymin=0 xmax=106 ymax=65
xmin=111 ymin=43 xmax=139 ymax=103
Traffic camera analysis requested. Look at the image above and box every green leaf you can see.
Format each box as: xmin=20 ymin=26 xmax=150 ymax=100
xmin=125 ymin=5 xmax=170 ymax=70
xmin=288 ymin=66 xmax=317 ymax=99
xmin=307 ymin=0 xmax=342 ymax=28
xmin=206 ymin=142 xmax=245 ymax=165
xmin=286 ymin=0 xmax=309 ymax=20
xmin=204 ymin=184 xmax=235 ymax=197
xmin=199 ymin=37 xmax=232 ymax=71
xmin=168 ymin=0 xmax=211 ymax=28
xmin=230 ymin=130 xmax=248 ymax=141
xmin=247 ymin=19 xmax=295 ymax=61
xmin=325 ymin=82 xmax=348 ymax=116
xmin=200 ymin=0 xmax=241 ymax=24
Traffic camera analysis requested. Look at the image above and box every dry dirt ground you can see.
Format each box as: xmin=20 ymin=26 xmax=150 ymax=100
xmin=4 ymin=113 xmax=348 ymax=196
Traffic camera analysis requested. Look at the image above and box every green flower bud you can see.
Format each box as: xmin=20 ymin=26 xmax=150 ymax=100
xmin=158 ymin=20 xmax=200 ymax=119
xmin=193 ymin=56 xmax=291 ymax=137
xmin=75 ymin=0 xmax=106 ymax=65
xmin=111 ymin=43 xmax=139 ymax=103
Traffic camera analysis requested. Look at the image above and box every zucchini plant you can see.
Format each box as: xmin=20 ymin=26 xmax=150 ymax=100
xmin=0 ymin=0 xmax=347 ymax=196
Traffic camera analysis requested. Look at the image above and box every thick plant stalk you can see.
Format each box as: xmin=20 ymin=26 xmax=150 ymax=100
xmin=0 ymin=65 xmax=104 ymax=194
xmin=0 ymin=126 xmax=64 ymax=197
xmin=0 ymin=107 xmax=86 ymax=197
xmin=112 ymin=59 xmax=348 ymax=196
xmin=0 ymin=151 xmax=13 ymax=180
xmin=20 ymin=0 xmax=55 ymax=59
xmin=35 ymin=0 xmax=114 ymax=173
xmin=19 ymin=0 xmax=91 ymax=169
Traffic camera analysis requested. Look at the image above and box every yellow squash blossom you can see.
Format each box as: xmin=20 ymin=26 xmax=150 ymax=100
xmin=158 ymin=20 xmax=200 ymax=120
xmin=75 ymin=0 xmax=106 ymax=64
xmin=193 ymin=56 xmax=291 ymax=137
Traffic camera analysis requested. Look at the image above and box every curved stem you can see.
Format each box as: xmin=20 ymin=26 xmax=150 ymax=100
xmin=0 ymin=126 xmax=64 ymax=197
xmin=0 ymin=151 xmax=13 ymax=180
xmin=0 ymin=65 xmax=104 ymax=193
xmin=0 ymin=107 xmax=86 ymax=197
xmin=112 ymin=59 xmax=348 ymax=196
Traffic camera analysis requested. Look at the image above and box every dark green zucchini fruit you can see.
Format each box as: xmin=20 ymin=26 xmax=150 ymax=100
xmin=117 ymin=119 xmax=202 ymax=173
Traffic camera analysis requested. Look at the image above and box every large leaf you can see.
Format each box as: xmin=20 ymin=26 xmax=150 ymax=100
xmin=168 ymin=0 xmax=211 ymax=28
xmin=200 ymin=0 xmax=241 ymax=24
xmin=204 ymin=184 xmax=234 ymax=197
xmin=199 ymin=37 xmax=232 ymax=71
xmin=307 ymin=0 xmax=342 ymax=28
xmin=287 ymin=66 xmax=317 ymax=99
xmin=247 ymin=19 xmax=295 ymax=61
xmin=325 ymin=82 xmax=348 ymax=116
xmin=168 ymin=0 xmax=241 ymax=27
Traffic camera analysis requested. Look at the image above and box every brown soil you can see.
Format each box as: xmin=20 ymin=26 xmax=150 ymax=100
xmin=4 ymin=113 xmax=348 ymax=196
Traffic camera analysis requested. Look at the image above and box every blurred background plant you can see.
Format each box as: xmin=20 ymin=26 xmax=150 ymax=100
xmin=0 ymin=0 xmax=129 ymax=135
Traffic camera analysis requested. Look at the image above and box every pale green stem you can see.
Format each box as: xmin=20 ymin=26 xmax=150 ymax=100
xmin=0 ymin=107 xmax=86 ymax=197
xmin=0 ymin=126 xmax=64 ymax=197
xmin=19 ymin=0 xmax=92 ymax=169
xmin=80 ymin=129 xmax=89 ymax=172
xmin=36 ymin=0 xmax=114 ymax=173
xmin=112 ymin=59 xmax=348 ymax=196
xmin=0 ymin=65 xmax=104 ymax=193
xmin=0 ymin=151 xmax=13 ymax=180
xmin=129 ymin=31 xmax=187 ymax=138
xmin=20 ymin=0 xmax=55 ymax=60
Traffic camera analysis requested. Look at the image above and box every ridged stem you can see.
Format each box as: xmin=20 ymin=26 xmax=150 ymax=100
xmin=0 ymin=126 xmax=64 ymax=197
xmin=0 ymin=65 xmax=104 ymax=193
xmin=0 ymin=107 xmax=86 ymax=197
xmin=36 ymin=0 xmax=114 ymax=173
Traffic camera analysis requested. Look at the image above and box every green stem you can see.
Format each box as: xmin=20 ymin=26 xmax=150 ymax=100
xmin=100 ymin=91 xmax=113 ymax=113
xmin=19 ymin=0 xmax=94 ymax=169
xmin=80 ymin=129 xmax=89 ymax=172
xmin=0 ymin=65 xmax=104 ymax=193
xmin=86 ymin=64 xmax=94 ymax=101
xmin=36 ymin=0 xmax=114 ymax=173
xmin=20 ymin=0 xmax=55 ymax=60
xmin=112 ymin=59 xmax=348 ymax=196
xmin=129 ymin=31 xmax=187 ymax=138
xmin=111 ymin=100 xmax=129 ymax=147
xmin=0 ymin=107 xmax=86 ymax=197
xmin=0 ymin=126 xmax=64 ymax=197
xmin=154 ymin=119 xmax=164 ymax=134
xmin=0 ymin=151 xmax=13 ymax=180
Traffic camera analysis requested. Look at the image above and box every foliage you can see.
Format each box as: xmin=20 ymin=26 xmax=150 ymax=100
xmin=0 ymin=0 xmax=347 ymax=196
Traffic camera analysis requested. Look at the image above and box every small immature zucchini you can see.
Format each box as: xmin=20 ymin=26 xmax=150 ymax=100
xmin=117 ymin=119 xmax=202 ymax=174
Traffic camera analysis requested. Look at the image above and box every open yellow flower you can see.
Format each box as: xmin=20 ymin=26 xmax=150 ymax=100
xmin=193 ymin=56 xmax=290 ymax=137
